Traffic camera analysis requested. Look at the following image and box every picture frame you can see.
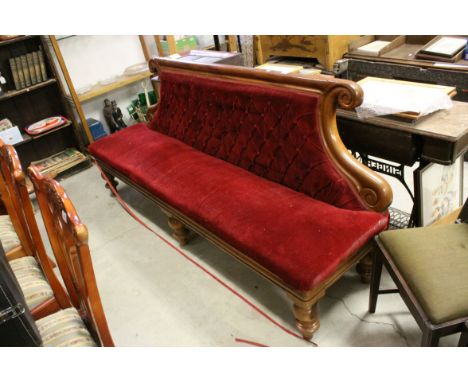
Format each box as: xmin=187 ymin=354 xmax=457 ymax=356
xmin=418 ymin=156 xmax=464 ymax=226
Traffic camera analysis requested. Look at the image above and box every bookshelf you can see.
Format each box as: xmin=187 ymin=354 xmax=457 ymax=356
xmin=0 ymin=78 xmax=56 ymax=102
xmin=0 ymin=35 xmax=88 ymax=175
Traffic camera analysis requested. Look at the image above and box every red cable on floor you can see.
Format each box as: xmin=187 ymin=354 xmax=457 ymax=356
xmin=235 ymin=338 xmax=269 ymax=347
xmin=94 ymin=162 xmax=317 ymax=347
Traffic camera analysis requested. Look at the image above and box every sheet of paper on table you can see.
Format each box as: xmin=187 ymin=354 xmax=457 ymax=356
xmin=422 ymin=36 xmax=467 ymax=56
xmin=355 ymin=77 xmax=454 ymax=119
xmin=255 ymin=63 xmax=304 ymax=74
xmin=356 ymin=40 xmax=390 ymax=56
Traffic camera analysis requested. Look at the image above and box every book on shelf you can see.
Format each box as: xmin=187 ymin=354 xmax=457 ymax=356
xmin=20 ymin=55 xmax=31 ymax=87
xmin=30 ymin=148 xmax=87 ymax=178
xmin=26 ymin=53 xmax=36 ymax=85
xmin=32 ymin=51 xmax=42 ymax=82
xmin=9 ymin=58 xmax=20 ymax=90
xmin=356 ymin=40 xmax=391 ymax=56
xmin=14 ymin=56 xmax=25 ymax=89
xmin=37 ymin=48 xmax=48 ymax=81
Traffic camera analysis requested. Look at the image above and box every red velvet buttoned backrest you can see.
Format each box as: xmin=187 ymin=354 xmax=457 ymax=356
xmin=149 ymin=70 xmax=364 ymax=210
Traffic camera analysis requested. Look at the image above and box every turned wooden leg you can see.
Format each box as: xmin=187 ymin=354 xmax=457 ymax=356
xmin=101 ymin=171 xmax=119 ymax=196
xmin=167 ymin=216 xmax=189 ymax=246
xmin=288 ymin=295 xmax=321 ymax=340
xmin=356 ymin=253 xmax=373 ymax=284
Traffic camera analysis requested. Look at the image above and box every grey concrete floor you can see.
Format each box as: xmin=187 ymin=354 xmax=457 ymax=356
xmin=33 ymin=162 xmax=467 ymax=347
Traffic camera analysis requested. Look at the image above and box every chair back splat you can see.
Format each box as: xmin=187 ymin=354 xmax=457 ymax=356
xmin=0 ymin=140 xmax=33 ymax=258
xmin=28 ymin=165 xmax=114 ymax=347
xmin=0 ymin=142 xmax=71 ymax=313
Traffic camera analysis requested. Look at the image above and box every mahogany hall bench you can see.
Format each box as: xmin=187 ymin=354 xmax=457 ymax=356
xmin=89 ymin=57 xmax=393 ymax=339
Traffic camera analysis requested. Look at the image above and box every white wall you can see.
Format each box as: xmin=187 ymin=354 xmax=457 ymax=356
xmin=58 ymin=35 xmax=151 ymax=132
xmin=57 ymin=35 xmax=238 ymax=134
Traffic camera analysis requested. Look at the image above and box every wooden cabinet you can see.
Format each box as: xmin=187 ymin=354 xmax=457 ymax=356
xmin=254 ymin=35 xmax=359 ymax=71
xmin=0 ymin=35 xmax=87 ymax=173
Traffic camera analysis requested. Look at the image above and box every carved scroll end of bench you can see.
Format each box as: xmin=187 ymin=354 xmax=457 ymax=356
xmin=321 ymin=83 xmax=393 ymax=213
xmin=332 ymin=81 xmax=363 ymax=111
xmin=359 ymin=181 xmax=393 ymax=213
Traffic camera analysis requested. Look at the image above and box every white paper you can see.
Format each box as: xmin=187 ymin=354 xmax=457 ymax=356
xmin=357 ymin=40 xmax=390 ymax=54
xmin=0 ymin=126 xmax=23 ymax=145
xmin=355 ymin=80 xmax=453 ymax=119
xmin=423 ymin=37 xmax=467 ymax=56
xmin=258 ymin=64 xmax=301 ymax=74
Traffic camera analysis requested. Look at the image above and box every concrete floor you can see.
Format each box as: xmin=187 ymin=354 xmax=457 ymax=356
xmin=34 ymin=162 xmax=467 ymax=347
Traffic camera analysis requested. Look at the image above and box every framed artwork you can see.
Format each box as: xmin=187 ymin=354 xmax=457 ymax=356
xmin=419 ymin=156 xmax=464 ymax=226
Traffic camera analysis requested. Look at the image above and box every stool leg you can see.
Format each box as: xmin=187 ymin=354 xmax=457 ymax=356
xmin=421 ymin=328 xmax=439 ymax=347
xmin=369 ymin=250 xmax=383 ymax=314
xmin=458 ymin=323 xmax=468 ymax=347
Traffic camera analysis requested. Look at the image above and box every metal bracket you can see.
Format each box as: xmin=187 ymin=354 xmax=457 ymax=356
xmin=0 ymin=303 xmax=25 ymax=325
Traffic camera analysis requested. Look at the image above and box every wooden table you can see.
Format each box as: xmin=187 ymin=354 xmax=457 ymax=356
xmin=337 ymin=101 xmax=468 ymax=227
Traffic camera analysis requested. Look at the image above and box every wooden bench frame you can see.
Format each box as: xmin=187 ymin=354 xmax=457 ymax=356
xmin=94 ymin=58 xmax=392 ymax=340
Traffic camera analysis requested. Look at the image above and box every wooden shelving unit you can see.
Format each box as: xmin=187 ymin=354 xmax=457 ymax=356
xmin=49 ymin=35 xmax=155 ymax=144
xmin=14 ymin=121 xmax=73 ymax=148
xmin=78 ymin=71 xmax=151 ymax=102
xmin=0 ymin=78 xmax=56 ymax=102
xmin=0 ymin=35 xmax=87 ymax=174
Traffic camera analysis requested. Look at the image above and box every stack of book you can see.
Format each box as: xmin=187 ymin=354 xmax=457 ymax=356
xmin=31 ymin=148 xmax=87 ymax=178
xmin=9 ymin=48 xmax=48 ymax=90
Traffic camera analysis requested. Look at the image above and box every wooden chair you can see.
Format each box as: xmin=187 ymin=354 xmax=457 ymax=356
xmin=0 ymin=142 xmax=71 ymax=319
xmin=28 ymin=165 xmax=114 ymax=346
xmin=369 ymin=200 xmax=468 ymax=346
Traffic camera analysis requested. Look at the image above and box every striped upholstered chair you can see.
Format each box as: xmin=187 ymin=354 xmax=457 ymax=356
xmin=0 ymin=142 xmax=71 ymax=320
xmin=28 ymin=165 xmax=114 ymax=347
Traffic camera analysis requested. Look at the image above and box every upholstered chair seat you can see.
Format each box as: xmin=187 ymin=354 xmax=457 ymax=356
xmin=379 ymin=224 xmax=468 ymax=324
xmin=35 ymin=308 xmax=97 ymax=347
xmin=9 ymin=256 xmax=54 ymax=310
xmin=0 ymin=215 xmax=21 ymax=252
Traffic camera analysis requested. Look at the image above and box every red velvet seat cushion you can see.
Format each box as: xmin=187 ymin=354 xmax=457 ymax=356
xmin=90 ymin=124 xmax=388 ymax=291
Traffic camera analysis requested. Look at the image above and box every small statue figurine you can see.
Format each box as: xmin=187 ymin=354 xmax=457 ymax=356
xmin=103 ymin=98 xmax=119 ymax=133
xmin=112 ymin=100 xmax=127 ymax=129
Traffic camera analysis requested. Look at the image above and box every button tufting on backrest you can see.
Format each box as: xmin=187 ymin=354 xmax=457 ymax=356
xmin=149 ymin=70 xmax=364 ymax=211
